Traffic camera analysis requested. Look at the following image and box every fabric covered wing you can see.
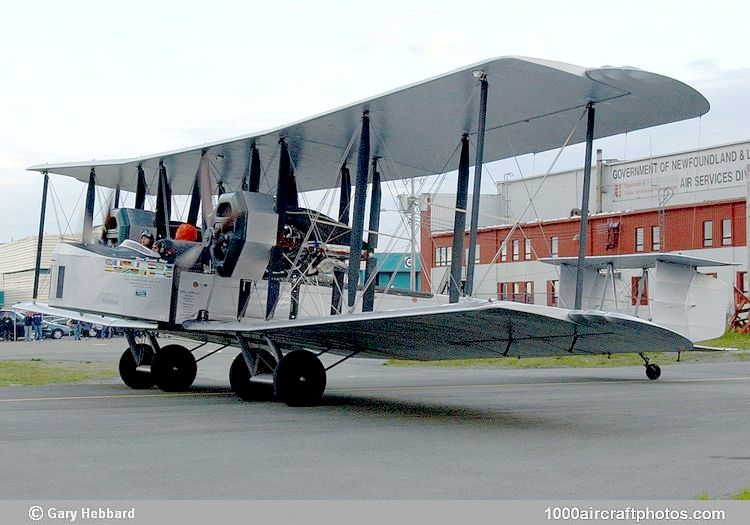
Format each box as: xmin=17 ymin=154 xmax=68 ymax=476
xmin=184 ymin=301 xmax=693 ymax=360
xmin=28 ymin=57 xmax=708 ymax=195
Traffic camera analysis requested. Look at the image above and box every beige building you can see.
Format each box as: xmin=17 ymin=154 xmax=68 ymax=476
xmin=0 ymin=235 xmax=79 ymax=307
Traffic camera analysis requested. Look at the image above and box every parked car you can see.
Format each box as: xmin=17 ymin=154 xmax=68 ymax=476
xmin=42 ymin=320 xmax=70 ymax=339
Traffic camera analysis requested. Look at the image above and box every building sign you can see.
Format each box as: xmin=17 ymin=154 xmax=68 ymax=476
xmin=606 ymin=141 xmax=750 ymax=208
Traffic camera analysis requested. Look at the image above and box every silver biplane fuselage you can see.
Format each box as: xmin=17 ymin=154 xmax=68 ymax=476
xmin=48 ymin=192 xmax=441 ymax=326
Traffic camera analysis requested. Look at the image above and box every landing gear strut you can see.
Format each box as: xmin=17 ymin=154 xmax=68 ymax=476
xmin=151 ymin=344 xmax=197 ymax=392
xmin=230 ymin=350 xmax=277 ymax=401
xmin=639 ymin=353 xmax=661 ymax=380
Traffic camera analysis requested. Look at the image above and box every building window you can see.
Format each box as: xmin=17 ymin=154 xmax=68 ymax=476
xmin=635 ymin=227 xmax=645 ymax=252
xmin=547 ymin=280 xmax=559 ymax=307
xmin=465 ymin=245 xmax=480 ymax=264
xmin=551 ymin=236 xmax=559 ymax=258
xmin=500 ymin=241 xmax=507 ymax=262
xmin=605 ymin=221 xmax=621 ymax=250
xmin=631 ymin=276 xmax=648 ymax=306
xmin=499 ymin=281 xmax=534 ymax=303
xmin=524 ymin=239 xmax=532 ymax=260
xmin=523 ymin=281 xmax=534 ymax=304
xmin=512 ymin=239 xmax=520 ymax=261
xmin=434 ymin=246 xmax=452 ymax=267
xmin=651 ymin=226 xmax=660 ymax=251
xmin=722 ymin=219 xmax=732 ymax=246
xmin=738 ymin=272 xmax=748 ymax=295
xmin=703 ymin=220 xmax=713 ymax=247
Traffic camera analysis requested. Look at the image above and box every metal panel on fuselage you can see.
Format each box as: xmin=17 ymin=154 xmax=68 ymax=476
xmin=48 ymin=244 xmax=173 ymax=322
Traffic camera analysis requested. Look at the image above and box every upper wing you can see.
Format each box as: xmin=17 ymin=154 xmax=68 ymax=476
xmin=28 ymin=56 xmax=708 ymax=195
xmin=14 ymin=302 xmax=157 ymax=329
xmin=184 ymin=301 xmax=693 ymax=360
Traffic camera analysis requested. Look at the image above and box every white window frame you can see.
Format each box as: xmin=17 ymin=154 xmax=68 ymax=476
xmin=635 ymin=227 xmax=645 ymax=252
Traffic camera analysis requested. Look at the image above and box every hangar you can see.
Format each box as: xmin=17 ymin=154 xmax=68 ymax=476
xmin=0 ymin=235 xmax=78 ymax=307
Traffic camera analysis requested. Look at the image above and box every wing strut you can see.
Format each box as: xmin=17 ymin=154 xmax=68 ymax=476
xmin=464 ymin=73 xmax=489 ymax=296
xmin=186 ymin=154 xmax=203 ymax=226
xmin=247 ymin=144 xmax=261 ymax=193
xmin=574 ymin=103 xmax=596 ymax=310
xmin=362 ymin=158 xmax=381 ymax=312
xmin=449 ymin=134 xmax=470 ymax=303
xmin=82 ymin=167 xmax=97 ymax=244
xmin=134 ymin=165 xmax=146 ymax=209
xmin=32 ymin=171 xmax=50 ymax=300
xmin=331 ymin=164 xmax=351 ymax=315
xmin=347 ymin=111 xmax=370 ymax=310
xmin=266 ymin=139 xmax=293 ymax=319
xmin=155 ymin=161 xmax=171 ymax=240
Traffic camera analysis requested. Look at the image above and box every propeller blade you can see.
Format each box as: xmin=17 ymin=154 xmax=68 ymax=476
xmin=199 ymin=154 xmax=215 ymax=229
xmin=175 ymin=243 xmax=205 ymax=270
xmin=87 ymin=190 xmax=115 ymax=245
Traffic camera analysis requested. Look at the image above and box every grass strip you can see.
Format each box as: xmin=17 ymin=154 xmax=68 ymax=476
xmin=0 ymin=360 xmax=117 ymax=387
xmin=697 ymin=488 xmax=750 ymax=500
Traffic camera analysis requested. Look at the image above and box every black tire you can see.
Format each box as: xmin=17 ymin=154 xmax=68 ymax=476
xmin=646 ymin=363 xmax=661 ymax=380
xmin=52 ymin=329 xmax=64 ymax=340
xmin=229 ymin=351 xmax=277 ymax=401
xmin=118 ymin=344 xmax=155 ymax=389
xmin=273 ymin=350 xmax=326 ymax=407
xmin=151 ymin=344 xmax=197 ymax=392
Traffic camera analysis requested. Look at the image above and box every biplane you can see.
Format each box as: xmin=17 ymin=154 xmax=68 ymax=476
xmin=20 ymin=56 xmax=713 ymax=406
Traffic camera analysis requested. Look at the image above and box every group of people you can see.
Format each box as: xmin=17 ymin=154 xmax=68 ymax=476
xmin=1 ymin=313 xmax=14 ymax=341
xmin=1 ymin=312 xmax=42 ymax=342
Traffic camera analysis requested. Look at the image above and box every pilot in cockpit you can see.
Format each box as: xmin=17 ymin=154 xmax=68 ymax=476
xmin=140 ymin=230 xmax=155 ymax=250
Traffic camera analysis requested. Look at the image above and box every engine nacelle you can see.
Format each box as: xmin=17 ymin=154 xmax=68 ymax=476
xmin=210 ymin=192 xmax=278 ymax=281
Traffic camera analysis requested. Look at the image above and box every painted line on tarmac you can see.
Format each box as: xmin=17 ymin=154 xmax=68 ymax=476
xmin=1 ymin=375 xmax=749 ymax=403
xmin=328 ymin=375 xmax=750 ymax=394
xmin=0 ymin=391 xmax=233 ymax=403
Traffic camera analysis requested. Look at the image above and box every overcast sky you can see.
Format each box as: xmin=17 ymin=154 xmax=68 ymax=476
xmin=1 ymin=0 xmax=749 ymax=244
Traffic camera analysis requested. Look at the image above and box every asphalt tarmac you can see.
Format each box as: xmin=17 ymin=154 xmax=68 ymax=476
xmin=1 ymin=337 xmax=749 ymax=499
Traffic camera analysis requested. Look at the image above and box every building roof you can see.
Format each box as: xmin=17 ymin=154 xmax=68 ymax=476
xmin=539 ymin=253 xmax=737 ymax=270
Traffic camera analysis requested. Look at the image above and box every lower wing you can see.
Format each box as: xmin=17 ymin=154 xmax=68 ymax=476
xmin=183 ymin=300 xmax=693 ymax=360
xmin=13 ymin=302 xmax=157 ymax=329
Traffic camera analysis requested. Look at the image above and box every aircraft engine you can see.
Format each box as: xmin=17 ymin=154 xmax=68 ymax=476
xmin=209 ymin=192 xmax=278 ymax=281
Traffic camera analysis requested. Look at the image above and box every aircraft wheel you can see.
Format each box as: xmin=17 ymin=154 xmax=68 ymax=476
xmin=645 ymin=363 xmax=661 ymax=380
xmin=151 ymin=344 xmax=197 ymax=392
xmin=229 ymin=351 xmax=276 ymax=401
xmin=119 ymin=344 xmax=155 ymax=389
xmin=273 ymin=350 xmax=326 ymax=407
